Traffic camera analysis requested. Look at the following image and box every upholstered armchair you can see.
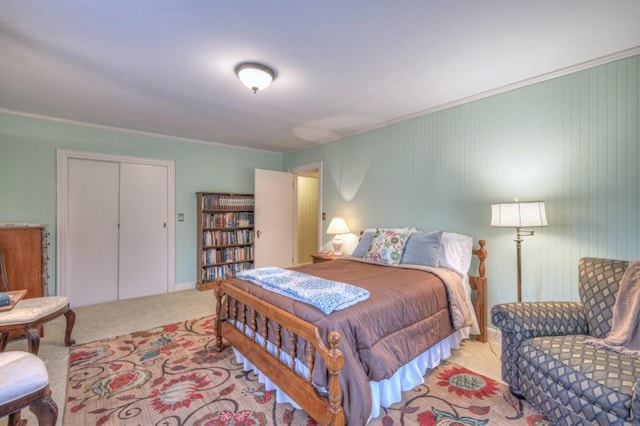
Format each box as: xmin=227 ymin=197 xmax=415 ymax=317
xmin=0 ymin=249 xmax=75 ymax=355
xmin=492 ymin=257 xmax=640 ymax=425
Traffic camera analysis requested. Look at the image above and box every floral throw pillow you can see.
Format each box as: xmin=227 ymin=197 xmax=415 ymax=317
xmin=364 ymin=228 xmax=411 ymax=266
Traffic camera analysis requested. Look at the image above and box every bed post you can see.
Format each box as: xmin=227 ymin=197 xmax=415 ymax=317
xmin=475 ymin=239 xmax=487 ymax=277
xmin=213 ymin=278 xmax=225 ymax=352
xmin=471 ymin=240 xmax=487 ymax=343
xmin=326 ymin=331 xmax=345 ymax=425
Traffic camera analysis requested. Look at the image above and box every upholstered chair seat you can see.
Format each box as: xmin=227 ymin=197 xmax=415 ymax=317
xmin=520 ymin=335 xmax=640 ymax=423
xmin=0 ymin=297 xmax=70 ymax=326
xmin=0 ymin=350 xmax=57 ymax=425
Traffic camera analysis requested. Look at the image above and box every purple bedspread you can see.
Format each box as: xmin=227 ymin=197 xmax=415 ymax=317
xmin=223 ymin=259 xmax=465 ymax=425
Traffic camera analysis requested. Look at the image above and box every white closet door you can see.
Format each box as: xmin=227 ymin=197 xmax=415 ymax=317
xmin=118 ymin=163 xmax=168 ymax=299
xmin=67 ymin=158 xmax=120 ymax=306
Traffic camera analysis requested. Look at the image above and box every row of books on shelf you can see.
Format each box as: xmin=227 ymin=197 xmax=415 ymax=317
xmin=202 ymin=212 xmax=254 ymax=228
xmin=202 ymin=229 xmax=253 ymax=247
xmin=202 ymin=261 xmax=254 ymax=281
xmin=201 ymin=193 xmax=254 ymax=211
xmin=202 ymin=246 xmax=254 ymax=265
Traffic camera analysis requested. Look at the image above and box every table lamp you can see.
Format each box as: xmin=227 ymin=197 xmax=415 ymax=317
xmin=326 ymin=217 xmax=350 ymax=256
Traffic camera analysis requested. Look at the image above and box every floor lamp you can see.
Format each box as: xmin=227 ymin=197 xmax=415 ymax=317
xmin=491 ymin=200 xmax=548 ymax=302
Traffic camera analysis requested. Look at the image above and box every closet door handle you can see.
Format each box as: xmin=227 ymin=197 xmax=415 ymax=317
xmin=256 ymin=230 xmax=261 ymax=239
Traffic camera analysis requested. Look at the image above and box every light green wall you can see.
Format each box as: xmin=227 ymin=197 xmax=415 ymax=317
xmin=285 ymin=55 xmax=640 ymax=312
xmin=0 ymin=112 xmax=283 ymax=293
xmin=2 ymin=55 xmax=638 ymax=317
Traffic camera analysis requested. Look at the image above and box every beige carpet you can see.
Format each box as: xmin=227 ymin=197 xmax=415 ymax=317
xmin=4 ymin=288 xmax=505 ymax=426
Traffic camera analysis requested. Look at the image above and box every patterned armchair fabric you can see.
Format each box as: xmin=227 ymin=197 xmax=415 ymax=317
xmin=578 ymin=257 xmax=629 ymax=338
xmin=491 ymin=257 xmax=640 ymax=425
xmin=491 ymin=301 xmax=587 ymax=389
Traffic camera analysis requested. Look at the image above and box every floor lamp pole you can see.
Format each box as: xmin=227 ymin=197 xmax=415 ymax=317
xmin=515 ymin=229 xmax=524 ymax=302
xmin=514 ymin=227 xmax=534 ymax=303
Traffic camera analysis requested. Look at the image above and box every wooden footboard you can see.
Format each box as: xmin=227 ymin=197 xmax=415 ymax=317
xmin=213 ymin=241 xmax=487 ymax=425
xmin=213 ymin=280 xmax=345 ymax=426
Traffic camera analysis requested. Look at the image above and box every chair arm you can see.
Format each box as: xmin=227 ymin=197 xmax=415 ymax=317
xmin=491 ymin=302 xmax=588 ymax=337
xmin=490 ymin=302 xmax=587 ymax=393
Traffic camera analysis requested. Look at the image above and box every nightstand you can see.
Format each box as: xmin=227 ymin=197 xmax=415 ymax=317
xmin=310 ymin=252 xmax=337 ymax=263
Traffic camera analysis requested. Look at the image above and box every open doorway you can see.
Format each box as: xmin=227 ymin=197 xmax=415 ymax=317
xmin=290 ymin=163 xmax=322 ymax=265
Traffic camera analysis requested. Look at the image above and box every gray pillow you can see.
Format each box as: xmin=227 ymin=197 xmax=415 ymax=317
xmin=400 ymin=231 xmax=443 ymax=267
xmin=351 ymin=231 xmax=375 ymax=258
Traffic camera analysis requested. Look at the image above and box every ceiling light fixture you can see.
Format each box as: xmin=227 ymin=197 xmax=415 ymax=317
xmin=234 ymin=62 xmax=276 ymax=94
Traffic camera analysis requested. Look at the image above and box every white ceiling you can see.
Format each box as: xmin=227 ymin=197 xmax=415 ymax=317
xmin=1 ymin=1 xmax=639 ymax=153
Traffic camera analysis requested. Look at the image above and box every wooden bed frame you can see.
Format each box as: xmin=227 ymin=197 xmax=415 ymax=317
xmin=213 ymin=240 xmax=487 ymax=426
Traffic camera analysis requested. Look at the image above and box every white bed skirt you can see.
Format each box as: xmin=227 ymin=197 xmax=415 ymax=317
xmin=232 ymin=326 xmax=470 ymax=421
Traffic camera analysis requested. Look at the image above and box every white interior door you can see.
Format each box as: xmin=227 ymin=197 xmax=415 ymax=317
xmin=254 ymin=169 xmax=294 ymax=268
xmin=118 ymin=163 xmax=168 ymax=299
xmin=67 ymin=158 xmax=120 ymax=306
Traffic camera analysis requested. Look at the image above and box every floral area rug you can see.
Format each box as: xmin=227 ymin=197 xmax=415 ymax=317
xmin=65 ymin=316 xmax=550 ymax=425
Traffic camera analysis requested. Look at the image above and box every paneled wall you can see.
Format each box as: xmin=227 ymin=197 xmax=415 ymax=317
xmin=1 ymin=54 xmax=638 ymax=314
xmin=0 ymin=112 xmax=283 ymax=291
xmin=285 ymin=55 xmax=640 ymax=312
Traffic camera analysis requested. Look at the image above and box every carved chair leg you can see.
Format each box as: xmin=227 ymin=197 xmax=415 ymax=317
xmin=0 ymin=332 xmax=8 ymax=352
xmin=25 ymin=327 xmax=40 ymax=355
xmin=7 ymin=411 xmax=24 ymax=426
xmin=29 ymin=387 xmax=58 ymax=426
xmin=64 ymin=308 xmax=76 ymax=346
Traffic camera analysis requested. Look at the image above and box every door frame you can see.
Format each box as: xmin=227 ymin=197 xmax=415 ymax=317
xmin=56 ymin=149 xmax=175 ymax=297
xmin=289 ymin=162 xmax=323 ymax=263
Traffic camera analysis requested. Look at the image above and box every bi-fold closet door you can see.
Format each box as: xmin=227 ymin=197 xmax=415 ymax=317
xmin=64 ymin=157 xmax=169 ymax=307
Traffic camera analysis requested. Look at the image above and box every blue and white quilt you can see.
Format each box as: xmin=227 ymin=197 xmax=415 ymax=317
xmin=236 ymin=267 xmax=370 ymax=314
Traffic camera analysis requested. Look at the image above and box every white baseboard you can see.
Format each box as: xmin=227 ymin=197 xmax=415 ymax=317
xmin=486 ymin=326 xmax=501 ymax=344
xmin=174 ymin=281 xmax=197 ymax=291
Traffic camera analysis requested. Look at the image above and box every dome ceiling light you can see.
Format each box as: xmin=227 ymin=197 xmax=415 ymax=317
xmin=234 ymin=62 xmax=276 ymax=94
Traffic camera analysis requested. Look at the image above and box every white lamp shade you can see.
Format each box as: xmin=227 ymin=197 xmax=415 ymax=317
xmin=235 ymin=63 xmax=275 ymax=93
xmin=491 ymin=201 xmax=548 ymax=228
xmin=326 ymin=217 xmax=350 ymax=235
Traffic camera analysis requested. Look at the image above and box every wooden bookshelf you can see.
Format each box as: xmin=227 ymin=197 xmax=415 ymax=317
xmin=196 ymin=192 xmax=254 ymax=290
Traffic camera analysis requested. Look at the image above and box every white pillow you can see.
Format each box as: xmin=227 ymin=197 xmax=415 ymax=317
xmin=439 ymin=232 xmax=473 ymax=276
xmin=363 ymin=227 xmax=417 ymax=233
